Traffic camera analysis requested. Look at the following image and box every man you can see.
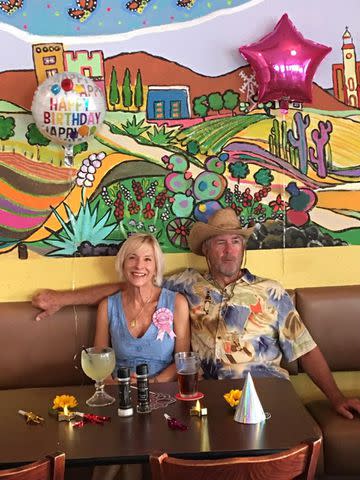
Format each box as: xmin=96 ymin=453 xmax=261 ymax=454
xmin=33 ymin=207 xmax=360 ymax=419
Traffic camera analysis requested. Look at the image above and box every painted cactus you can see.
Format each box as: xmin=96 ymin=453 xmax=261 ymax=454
xmin=269 ymin=118 xmax=281 ymax=157
xmin=285 ymin=182 xmax=317 ymax=227
xmin=287 ymin=112 xmax=310 ymax=174
xmin=309 ymin=120 xmax=333 ymax=179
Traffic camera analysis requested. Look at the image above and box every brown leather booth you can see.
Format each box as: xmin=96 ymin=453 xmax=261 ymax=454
xmin=294 ymin=286 xmax=360 ymax=478
xmin=1 ymin=285 xmax=359 ymax=478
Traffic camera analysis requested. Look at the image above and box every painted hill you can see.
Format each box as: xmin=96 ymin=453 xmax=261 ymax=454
xmin=0 ymin=70 xmax=36 ymax=113
xmin=0 ymin=52 xmax=355 ymax=113
xmin=0 ymin=152 xmax=76 ymax=243
xmin=304 ymin=82 xmax=354 ymax=111
xmin=104 ymin=52 xmax=354 ymax=112
xmin=0 ymin=100 xmax=27 ymax=113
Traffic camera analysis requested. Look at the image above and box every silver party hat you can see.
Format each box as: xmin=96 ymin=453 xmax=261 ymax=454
xmin=234 ymin=372 xmax=266 ymax=424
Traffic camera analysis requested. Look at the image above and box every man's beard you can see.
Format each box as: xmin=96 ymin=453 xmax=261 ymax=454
xmin=212 ymin=256 xmax=243 ymax=278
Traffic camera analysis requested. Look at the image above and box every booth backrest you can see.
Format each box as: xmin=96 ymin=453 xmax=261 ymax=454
xmin=1 ymin=284 xmax=360 ymax=389
xmin=0 ymin=303 xmax=97 ymax=389
xmin=295 ymin=285 xmax=360 ymax=372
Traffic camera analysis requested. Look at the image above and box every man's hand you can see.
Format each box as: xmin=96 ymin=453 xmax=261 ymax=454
xmin=332 ymin=395 xmax=360 ymax=420
xmin=32 ymin=289 xmax=62 ymax=321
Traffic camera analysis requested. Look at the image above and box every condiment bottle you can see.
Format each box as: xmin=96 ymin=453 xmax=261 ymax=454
xmin=117 ymin=367 xmax=133 ymax=417
xmin=136 ymin=363 xmax=151 ymax=414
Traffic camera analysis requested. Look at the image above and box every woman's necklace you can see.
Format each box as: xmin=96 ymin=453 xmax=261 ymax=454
xmin=128 ymin=291 xmax=153 ymax=328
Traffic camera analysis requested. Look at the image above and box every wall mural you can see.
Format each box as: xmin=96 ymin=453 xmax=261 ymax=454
xmin=0 ymin=0 xmax=241 ymax=36
xmin=0 ymin=1 xmax=360 ymax=258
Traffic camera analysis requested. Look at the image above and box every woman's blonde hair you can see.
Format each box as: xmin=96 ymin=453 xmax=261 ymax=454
xmin=115 ymin=233 xmax=164 ymax=286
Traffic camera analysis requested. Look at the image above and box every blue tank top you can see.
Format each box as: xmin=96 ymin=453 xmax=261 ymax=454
xmin=108 ymin=288 xmax=176 ymax=377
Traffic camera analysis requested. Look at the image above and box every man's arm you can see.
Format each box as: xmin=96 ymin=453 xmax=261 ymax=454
xmin=32 ymin=283 xmax=121 ymax=321
xmin=300 ymin=346 xmax=360 ymax=419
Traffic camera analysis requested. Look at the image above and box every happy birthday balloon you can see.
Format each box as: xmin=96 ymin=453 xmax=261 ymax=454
xmin=239 ymin=14 xmax=331 ymax=107
xmin=31 ymin=72 xmax=106 ymax=165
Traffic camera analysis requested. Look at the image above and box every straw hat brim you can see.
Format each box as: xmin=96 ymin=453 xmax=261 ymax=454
xmin=188 ymin=222 xmax=254 ymax=256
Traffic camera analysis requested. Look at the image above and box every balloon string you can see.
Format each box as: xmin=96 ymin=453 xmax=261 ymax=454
xmin=64 ymin=145 xmax=74 ymax=167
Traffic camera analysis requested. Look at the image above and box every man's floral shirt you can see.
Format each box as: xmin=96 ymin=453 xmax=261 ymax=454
xmin=164 ymin=269 xmax=316 ymax=380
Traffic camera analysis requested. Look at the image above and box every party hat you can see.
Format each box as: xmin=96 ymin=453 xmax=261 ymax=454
xmin=234 ymin=372 xmax=266 ymax=424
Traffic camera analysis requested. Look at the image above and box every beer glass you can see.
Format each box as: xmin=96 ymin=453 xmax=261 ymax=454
xmin=81 ymin=346 xmax=116 ymax=407
xmin=175 ymin=351 xmax=200 ymax=398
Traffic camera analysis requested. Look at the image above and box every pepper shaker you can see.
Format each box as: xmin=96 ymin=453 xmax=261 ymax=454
xmin=117 ymin=367 xmax=133 ymax=417
xmin=136 ymin=363 xmax=151 ymax=414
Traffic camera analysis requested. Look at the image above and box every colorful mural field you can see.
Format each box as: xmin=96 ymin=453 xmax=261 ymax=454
xmin=1 ymin=2 xmax=360 ymax=258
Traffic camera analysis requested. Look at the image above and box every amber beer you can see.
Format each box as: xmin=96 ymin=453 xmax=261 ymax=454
xmin=177 ymin=370 xmax=199 ymax=397
xmin=175 ymin=351 xmax=200 ymax=398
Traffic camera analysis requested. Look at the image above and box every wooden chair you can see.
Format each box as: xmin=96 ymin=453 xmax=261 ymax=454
xmin=0 ymin=452 xmax=65 ymax=480
xmin=150 ymin=438 xmax=321 ymax=480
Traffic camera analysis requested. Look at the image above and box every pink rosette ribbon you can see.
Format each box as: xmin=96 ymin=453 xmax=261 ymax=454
xmin=152 ymin=308 xmax=176 ymax=341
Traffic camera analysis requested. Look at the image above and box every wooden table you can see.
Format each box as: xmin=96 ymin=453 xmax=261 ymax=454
xmin=0 ymin=378 xmax=322 ymax=468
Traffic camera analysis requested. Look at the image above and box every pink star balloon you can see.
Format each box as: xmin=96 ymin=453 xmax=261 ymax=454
xmin=239 ymin=14 xmax=331 ymax=106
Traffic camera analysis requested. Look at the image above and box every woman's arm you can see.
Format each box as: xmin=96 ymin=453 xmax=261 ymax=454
xmin=94 ymin=298 xmax=110 ymax=348
xmin=151 ymin=293 xmax=190 ymax=383
xmin=94 ymin=298 xmax=117 ymax=384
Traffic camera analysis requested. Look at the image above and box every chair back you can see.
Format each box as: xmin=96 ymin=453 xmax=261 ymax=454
xmin=150 ymin=438 xmax=321 ymax=480
xmin=0 ymin=452 xmax=65 ymax=480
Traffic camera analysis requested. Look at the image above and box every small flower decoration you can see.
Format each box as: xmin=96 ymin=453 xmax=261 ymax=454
xmin=53 ymin=395 xmax=78 ymax=412
xmin=224 ymin=389 xmax=242 ymax=408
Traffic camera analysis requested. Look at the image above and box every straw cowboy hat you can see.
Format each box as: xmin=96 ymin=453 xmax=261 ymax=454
xmin=188 ymin=207 xmax=254 ymax=256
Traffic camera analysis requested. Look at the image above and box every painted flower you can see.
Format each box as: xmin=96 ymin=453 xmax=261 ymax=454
xmin=76 ymin=152 xmax=105 ymax=188
xmin=128 ymin=200 xmax=140 ymax=215
xmin=142 ymin=202 xmax=155 ymax=219
xmin=269 ymin=194 xmax=287 ymax=213
xmin=160 ymin=210 xmax=170 ymax=221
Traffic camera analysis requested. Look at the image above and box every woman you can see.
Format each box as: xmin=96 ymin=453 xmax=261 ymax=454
xmin=94 ymin=233 xmax=190 ymax=383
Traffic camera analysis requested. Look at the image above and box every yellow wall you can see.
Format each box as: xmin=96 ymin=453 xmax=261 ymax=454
xmin=2 ymin=245 xmax=360 ymax=302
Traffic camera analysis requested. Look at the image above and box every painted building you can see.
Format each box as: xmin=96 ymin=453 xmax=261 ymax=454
xmin=32 ymin=43 xmax=65 ymax=85
xmin=63 ymin=50 xmax=105 ymax=92
xmin=146 ymin=86 xmax=191 ymax=120
xmin=332 ymin=27 xmax=360 ymax=107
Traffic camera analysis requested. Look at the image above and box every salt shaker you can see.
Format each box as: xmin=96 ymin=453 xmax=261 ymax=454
xmin=117 ymin=367 xmax=133 ymax=417
xmin=136 ymin=363 xmax=151 ymax=414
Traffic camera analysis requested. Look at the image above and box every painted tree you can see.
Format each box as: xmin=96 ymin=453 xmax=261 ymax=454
xmin=73 ymin=142 xmax=88 ymax=157
xmin=134 ymin=69 xmax=144 ymax=112
xmin=228 ymin=161 xmax=249 ymax=183
xmin=193 ymin=95 xmax=209 ymax=121
xmin=25 ymin=123 xmax=50 ymax=160
xmin=208 ymin=92 xmax=224 ymax=115
xmin=122 ymin=68 xmax=133 ymax=110
xmin=239 ymin=101 xmax=250 ymax=114
xmin=0 ymin=115 xmax=15 ymax=148
xmin=109 ymin=66 xmax=120 ymax=111
xmin=257 ymin=101 xmax=273 ymax=116
xmin=254 ymin=167 xmax=274 ymax=186
xmin=223 ymin=90 xmax=239 ymax=116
